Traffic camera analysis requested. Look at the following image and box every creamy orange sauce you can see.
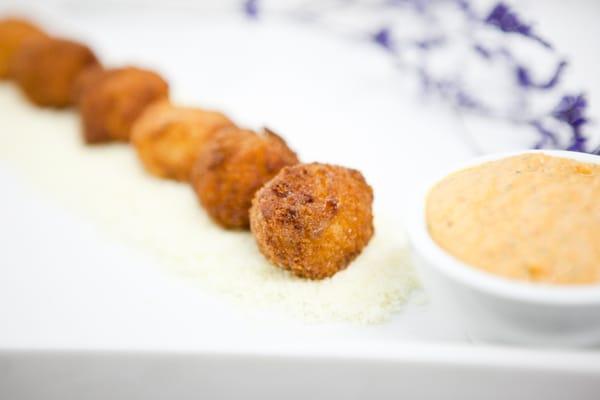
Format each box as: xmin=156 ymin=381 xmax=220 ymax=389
xmin=426 ymin=154 xmax=600 ymax=285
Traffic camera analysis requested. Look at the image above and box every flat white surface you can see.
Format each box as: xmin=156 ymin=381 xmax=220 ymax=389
xmin=0 ymin=161 xmax=465 ymax=351
xmin=0 ymin=0 xmax=471 ymax=351
xmin=1 ymin=1 xmax=600 ymax=398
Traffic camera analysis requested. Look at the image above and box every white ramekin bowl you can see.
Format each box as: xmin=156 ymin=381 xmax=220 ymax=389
xmin=407 ymin=150 xmax=600 ymax=347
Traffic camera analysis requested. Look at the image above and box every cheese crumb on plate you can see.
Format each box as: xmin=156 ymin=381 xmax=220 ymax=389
xmin=0 ymin=83 xmax=419 ymax=324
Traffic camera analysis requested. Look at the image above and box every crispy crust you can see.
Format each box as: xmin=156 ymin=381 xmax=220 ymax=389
xmin=249 ymin=163 xmax=374 ymax=280
xmin=191 ymin=127 xmax=299 ymax=229
xmin=79 ymin=67 xmax=169 ymax=144
xmin=0 ymin=18 xmax=46 ymax=79
xmin=70 ymin=64 xmax=105 ymax=105
xmin=10 ymin=36 xmax=99 ymax=107
xmin=131 ymin=100 xmax=235 ymax=181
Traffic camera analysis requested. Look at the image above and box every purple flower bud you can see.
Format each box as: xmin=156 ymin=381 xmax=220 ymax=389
xmin=486 ymin=3 xmax=530 ymax=34
xmin=552 ymin=95 xmax=588 ymax=128
xmin=244 ymin=0 xmax=259 ymax=19
xmin=485 ymin=3 xmax=551 ymax=48
xmin=372 ymin=28 xmax=394 ymax=51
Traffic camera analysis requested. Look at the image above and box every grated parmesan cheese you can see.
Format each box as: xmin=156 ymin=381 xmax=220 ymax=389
xmin=0 ymin=83 xmax=419 ymax=323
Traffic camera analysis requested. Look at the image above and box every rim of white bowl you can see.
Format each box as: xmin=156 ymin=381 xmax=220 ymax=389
xmin=408 ymin=149 xmax=600 ymax=305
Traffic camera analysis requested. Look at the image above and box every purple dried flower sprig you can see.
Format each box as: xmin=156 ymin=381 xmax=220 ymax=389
xmin=473 ymin=44 xmax=569 ymax=91
xmin=530 ymin=120 xmax=559 ymax=149
xmin=485 ymin=3 xmax=552 ymax=49
xmin=552 ymin=94 xmax=590 ymax=151
xmin=243 ymin=0 xmax=594 ymax=153
xmin=373 ymin=27 xmax=394 ymax=52
xmin=553 ymin=94 xmax=588 ymax=129
xmin=244 ymin=0 xmax=259 ymax=19
xmin=516 ymin=60 xmax=567 ymax=90
xmin=531 ymin=94 xmax=591 ymax=152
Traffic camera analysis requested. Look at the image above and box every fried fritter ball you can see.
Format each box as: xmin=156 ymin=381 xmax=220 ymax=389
xmin=10 ymin=36 xmax=99 ymax=107
xmin=250 ymin=163 xmax=374 ymax=280
xmin=131 ymin=101 xmax=235 ymax=181
xmin=0 ymin=18 xmax=46 ymax=79
xmin=79 ymin=67 xmax=169 ymax=144
xmin=191 ymin=127 xmax=299 ymax=229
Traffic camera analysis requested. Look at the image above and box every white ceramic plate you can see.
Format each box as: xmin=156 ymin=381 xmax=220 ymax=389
xmin=0 ymin=2 xmax=599 ymax=399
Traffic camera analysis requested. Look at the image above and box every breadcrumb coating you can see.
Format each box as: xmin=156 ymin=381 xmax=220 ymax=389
xmin=192 ymin=127 xmax=299 ymax=229
xmin=132 ymin=100 xmax=235 ymax=181
xmin=10 ymin=36 xmax=99 ymax=107
xmin=70 ymin=64 xmax=105 ymax=105
xmin=79 ymin=67 xmax=169 ymax=143
xmin=0 ymin=18 xmax=46 ymax=79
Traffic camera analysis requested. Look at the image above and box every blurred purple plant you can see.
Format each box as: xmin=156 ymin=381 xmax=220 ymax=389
xmin=485 ymin=2 xmax=551 ymax=48
xmin=372 ymin=28 xmax=394 ymax=51
xmin=243 ymin=0 xmax=259 ymax=19
xmin=516 ymin=60 xmax=567 ymax=90
xmin=552 ymin=95 xmax=588 ymax=128
xmin=531 ymin=94 xmax=589 ymax=151
xmin=552 ymin=94 xmax=588 ymax=151
xmin=242 ymin=0 xmax=594 ymax=153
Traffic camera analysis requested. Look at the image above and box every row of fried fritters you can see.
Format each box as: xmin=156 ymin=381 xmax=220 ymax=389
xmin=0 ymin=17 xmax=375 ymax=280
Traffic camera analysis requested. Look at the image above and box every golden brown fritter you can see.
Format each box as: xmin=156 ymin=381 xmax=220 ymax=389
xmin=79 ymin=67 xmax=169 ymax=144
xmin=191 ymin=127 xmax=299 ymax=229
xmin=10 ymin=36 xmax=99 ymax=107
xmin=250 ymin=163 xmax=374 ymax=280
xmin=0 ymin=18 xmax=46 ymax=79
xmin=70 ymin=64 xmax=105 ymax=105
xmin=132 ymin=101 xmax=235 ymax=181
